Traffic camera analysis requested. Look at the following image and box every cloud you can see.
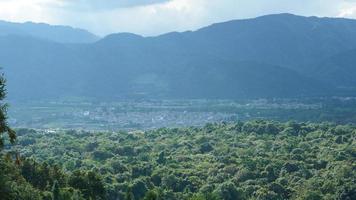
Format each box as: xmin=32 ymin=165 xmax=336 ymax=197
xmin=1 ymin=0 xmax=356 ymax=36
xmin=339 ymin=7 xmax=356 ymax=17
xmin=338 ymin=0 xmax=356 ymax=18
xmin=0 ymin=0 xmax=60 ymax=23
xmin=58 ymin=0 xmax=171 ymax=11
xmin=79 ymin=0 xmax=354 ymax=36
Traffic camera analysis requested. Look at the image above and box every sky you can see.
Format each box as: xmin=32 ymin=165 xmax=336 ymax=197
xmin=1 ymin=0 xmax=356 ymax=36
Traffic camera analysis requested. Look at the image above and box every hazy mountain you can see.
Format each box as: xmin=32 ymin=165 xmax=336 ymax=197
xmin=0 ymin=20 xmax=99 ymax=43
xmin=189 ymin=13 xmax=356 ymax=72
xmin=1 ymin=14 xmax=356 ymax=101
xmin=312 ymin=49 xmax=356 ymax=88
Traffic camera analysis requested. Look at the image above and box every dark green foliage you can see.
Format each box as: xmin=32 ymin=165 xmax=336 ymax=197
xmin=125 ymin=187 xmax=135 ymax=200
xmin=214 ymin=182 xmax=243 ymax=200
xmin=0 ymin=157 xmax=43 ymax=200
xmin=52 ymin=181 xmax=60 ymax=200
xmin=68 ymin=170 xmax=106 ymax=199
xmin=131 ymin=179 xmax=149 ymax=199
xmin=0 ymin=73 xmax=27 ymax=199
xmin=0 ymin=74 xmax=15 ymax=149
xmin=6 ymin=121 xmax=355 ymax=199
xmin=143 ymin=189 xmax=159 ymax=200
xmin=87 ymin=171 xmax=106 ymax=199
xmin=92 ymin=150 xmax=113 ymax=161
xmin=0 ymin=157 xmax=105 ymax=199
xmin=156 ymin=151 xmax=166 ymax=164
xmin=199 ymin=142 xmax=214 ymax=153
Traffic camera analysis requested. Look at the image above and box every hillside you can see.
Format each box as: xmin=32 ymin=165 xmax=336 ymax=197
xmin=312 ymin=49 xmax=356 ymax=88
xmin=1 ymin=14 xmax=356 ymax=101
xmin=0 ymin=20 xmax=99 ymax=43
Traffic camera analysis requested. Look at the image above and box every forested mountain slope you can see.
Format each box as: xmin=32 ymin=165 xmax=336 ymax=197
xmin=312 ymin=49 xmax=356 ymax=88
xmin=1 ymin=14 xmax=356 ymax=100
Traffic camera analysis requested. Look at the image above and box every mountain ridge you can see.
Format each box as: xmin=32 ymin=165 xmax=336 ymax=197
xmin=1 ymin=13 xmax=356 ymax=101
xmin=0 ymin=20 xmax=99 ymax=43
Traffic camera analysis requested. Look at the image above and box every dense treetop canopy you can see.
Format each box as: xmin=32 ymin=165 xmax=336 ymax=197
xmin=2 ymin=121 xmax=354 ymax=199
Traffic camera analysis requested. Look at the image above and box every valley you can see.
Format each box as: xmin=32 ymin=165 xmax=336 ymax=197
xmin=1 ymin=10 xmax=356 ymax=200
xmin=9 ymin=97 xmax=356 ymax=131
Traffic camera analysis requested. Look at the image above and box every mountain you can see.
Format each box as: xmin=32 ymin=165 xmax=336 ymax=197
xmin=312 ymin=49 xmax=356 ymax=89
xmin=0 ymin=20 xmax=99 ymax=43
xmin=1 ymin=13 xmax=356 ymax=101
xmin=189 ymin=13 xmax=356 ymax=72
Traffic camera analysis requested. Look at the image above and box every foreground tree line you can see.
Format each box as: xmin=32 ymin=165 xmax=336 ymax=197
xmin=0 ymin=120 xmax=354 ymax=200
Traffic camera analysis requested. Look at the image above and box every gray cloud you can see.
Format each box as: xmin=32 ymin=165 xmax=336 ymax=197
xmin=1 ymin=0 xmax=356 ymax=36
xmin=59 ymin=0 xmax=171 ymax=11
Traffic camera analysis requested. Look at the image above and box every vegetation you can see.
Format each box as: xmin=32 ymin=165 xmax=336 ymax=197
xmin=2 ymin=121 xmax=355 ymax=199
xmin=0 ymin=75 xmax=16 ymax=148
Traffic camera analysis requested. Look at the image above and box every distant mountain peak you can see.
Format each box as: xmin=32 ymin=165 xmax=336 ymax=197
xmin=102 ymin=32 xmax=143 ymax=40
xmin=0 ymin=20 xmax=99 ymax=43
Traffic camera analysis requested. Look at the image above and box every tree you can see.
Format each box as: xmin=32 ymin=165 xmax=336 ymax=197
xmin=87 ymin=171 xmax=106 ymax=200
xmin=156 ymin=151 xmax=166 ymax=164
xmin=125 ymin=187 xmax=134 ymax=200
xmin=143 ymin=189 xmax=159 ymax=200
xmin=0 ymin=74 xmax=16 ymax=149
xmin=52 ymin=180 xmax=60 ymax=200
xmin=200 ymin=142 xmax=214 ymax=153
xmin=69 ymin=170 xmax=106 ymax=200
xmin=0 ymin=73 xmax=23 ymax=199
xmin=214 ymin=182 xmax=244 ymax=200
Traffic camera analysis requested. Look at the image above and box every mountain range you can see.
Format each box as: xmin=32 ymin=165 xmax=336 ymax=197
xmin=0 ymin=20 xmax=99 ymax=43
xmin=1 ymin=13 xmax=356 ymax=101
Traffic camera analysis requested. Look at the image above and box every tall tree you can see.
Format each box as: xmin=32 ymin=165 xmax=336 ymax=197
xmin=0 ymin=74 xmax=16 ymax=149
xmin=52 ymin=180 xmax=60 ymax=200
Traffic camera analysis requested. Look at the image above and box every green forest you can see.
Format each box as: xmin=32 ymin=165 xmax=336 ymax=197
xmin=2 ymin=121 xmax=355 ymax=199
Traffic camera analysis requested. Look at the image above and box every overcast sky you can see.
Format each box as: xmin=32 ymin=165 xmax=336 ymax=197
xmin=1 ymin=0 xmax=356 ymax=36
